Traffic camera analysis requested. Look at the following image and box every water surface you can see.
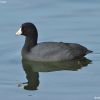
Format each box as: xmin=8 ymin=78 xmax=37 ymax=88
xmin=0 ymin=0 xmax=100 ymax=100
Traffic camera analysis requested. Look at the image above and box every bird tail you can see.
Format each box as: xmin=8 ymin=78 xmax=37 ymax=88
xmin=86 ymin=50 xmax=93 ymax=54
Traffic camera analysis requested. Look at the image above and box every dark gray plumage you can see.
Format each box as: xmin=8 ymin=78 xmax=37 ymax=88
xmin=16 ymin=22 xmax=92 ymax=61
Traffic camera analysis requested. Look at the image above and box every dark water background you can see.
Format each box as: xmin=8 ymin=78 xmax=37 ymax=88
xmin=0 ymin=0 xmax=100 ymax=100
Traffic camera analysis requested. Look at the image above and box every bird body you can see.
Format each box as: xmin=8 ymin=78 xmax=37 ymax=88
xmin=16 ymin=22 xmax=92 ymax=62
xmin=22 ymin=42 xmax=92 ymax=61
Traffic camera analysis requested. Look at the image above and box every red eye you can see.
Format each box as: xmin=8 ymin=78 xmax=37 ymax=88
xmin=22 ymin=27 xmax=27 ymax=33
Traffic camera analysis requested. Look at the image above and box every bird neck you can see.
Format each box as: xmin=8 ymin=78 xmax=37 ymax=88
xmin=24 ymin=36 xmax=37 ymax=52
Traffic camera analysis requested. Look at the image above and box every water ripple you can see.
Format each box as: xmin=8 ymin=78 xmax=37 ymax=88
xmin=0 ymin=0 xmax=7 ymax=4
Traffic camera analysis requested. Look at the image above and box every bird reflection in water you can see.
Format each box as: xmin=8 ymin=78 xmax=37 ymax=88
xmin=22 ymin=62 xmax=39 ymax=90
xmin=20 ymin=57 xmax=92 ymax=90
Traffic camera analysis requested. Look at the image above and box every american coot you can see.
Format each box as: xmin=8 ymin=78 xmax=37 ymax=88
xmin=16 ymin=22 xmax=92 ymax=61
